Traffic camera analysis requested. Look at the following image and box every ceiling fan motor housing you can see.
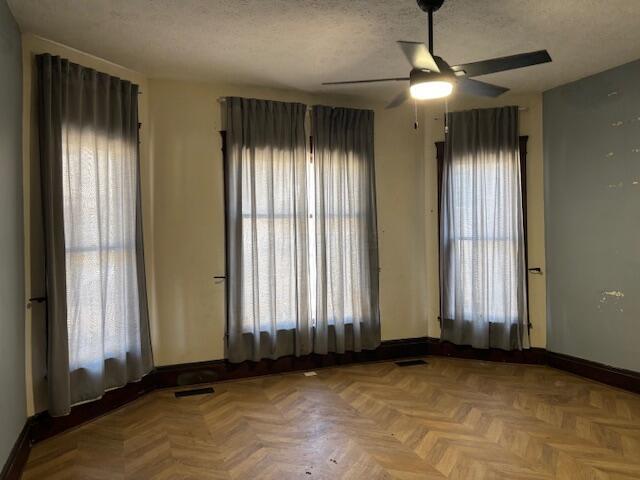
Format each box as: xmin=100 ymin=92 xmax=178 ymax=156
xmin=409 ymin=68 xmax=454 ymax=87
xmin=416 ymin=0 xmax=445 ymax=12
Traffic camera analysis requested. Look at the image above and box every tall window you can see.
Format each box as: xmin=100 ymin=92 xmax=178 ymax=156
xmin=37 ymin=54 xmax=152 ymax=416
xmin=438 ymin=106 xmax=528 ymax=350
xmin=238 ymin=144 xmax=307 ymax=333
xmin=62 ymin=126 xmax=139 ymax=372
xmin=224 ymin=98 xmax=380 ymax=363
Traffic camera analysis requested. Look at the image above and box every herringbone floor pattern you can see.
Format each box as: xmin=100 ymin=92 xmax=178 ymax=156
xmin=23 ymin=357 xmax=640 ymax=479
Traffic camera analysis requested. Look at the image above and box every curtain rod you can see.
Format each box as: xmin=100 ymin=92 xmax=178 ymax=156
xmin=217 ymin=97 xmax=313 ymax=111
xmin=439 ymin=106 xmax=529 ymax=111
xmin=217 ymin=97 xmax=529 ymax=118
xmin=218 ymin=97 xmax=527 ymax=110
xmin=433 ymin=106 xmax=529 ymax=121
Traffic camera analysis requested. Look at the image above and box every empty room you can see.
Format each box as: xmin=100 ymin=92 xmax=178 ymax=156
xmin=1 ymin=0 xmax=640 ymax=478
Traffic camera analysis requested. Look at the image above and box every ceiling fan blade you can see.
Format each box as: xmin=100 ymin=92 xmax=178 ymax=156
xmin=451 ymin=50 xmax=551 ymax=78
xmin=385 ymin=90 xmax=409 ymax=109
xmin=456 ymin=78 xmax=509 ymax=97
xmin=322 ymin=77 xmax=409 ymax=86
xmin=397 ymin=41 xmax=440 ymax=72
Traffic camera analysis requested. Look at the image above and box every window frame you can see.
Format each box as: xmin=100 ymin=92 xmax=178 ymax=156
xmin=435 ymin=135 xmax=530 ymax=332
xmin=220 ymin=130 xmax=231 ymax=341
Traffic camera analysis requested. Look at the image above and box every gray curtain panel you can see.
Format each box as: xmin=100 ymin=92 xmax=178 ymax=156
xmin=224 ymin=97 xmax=311 ymax=362
xmin=312 ymin=106 xmax=380 ymax=354
xmin=37 ymin=54 xmax=153 ymax=416
xmin=440 ymin=106 xmax=528 ymax=350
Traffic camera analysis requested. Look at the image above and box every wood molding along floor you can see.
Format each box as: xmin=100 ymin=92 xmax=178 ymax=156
xmin=3 ymin=337 xmax=640 ymax=479
xmin=0 ymin=422 xmax=32 ymax=480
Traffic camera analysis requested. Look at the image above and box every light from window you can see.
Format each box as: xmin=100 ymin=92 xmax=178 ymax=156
xmin=62 ymin=126 xmax=141 ymax=371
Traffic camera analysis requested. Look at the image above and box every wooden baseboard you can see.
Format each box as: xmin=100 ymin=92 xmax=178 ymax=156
xmin=546 ymin=350 xmax=640 ymax=394
xmin=426 ymin=338 xmax=639 ymax=393
xmin=29 ymin=373 xmax=156 ymax=444
xmin=0 ymin=420 xmax=31 ymax=480
xmin=425 ymin=337 xmax=547 ymax=364
xmin=7 ymin=335 xmax=639 ymax=479
xmin=155 ymin=337 xmax=429 ymax=388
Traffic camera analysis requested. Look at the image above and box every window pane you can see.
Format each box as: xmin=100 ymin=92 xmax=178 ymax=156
xmin=62 ymin=126 xmax=139 ymax=371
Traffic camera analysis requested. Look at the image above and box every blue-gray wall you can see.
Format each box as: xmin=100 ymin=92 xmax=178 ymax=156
xmin=544 ymin=60 xmax=640 ymax=372
xmin=0 ymin=0 xmax=25 ymax=468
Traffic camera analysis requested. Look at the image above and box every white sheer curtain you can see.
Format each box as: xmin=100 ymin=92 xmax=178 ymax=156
xmin=440 ymin=106 xmax=528 ymax=350
xmin=63 ymin=126 xmax=142 ymax=373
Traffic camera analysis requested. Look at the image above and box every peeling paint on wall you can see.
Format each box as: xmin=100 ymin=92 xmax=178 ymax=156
xmin=544 ymin=58 xmax=640 ymax=372
xmin=597 ymin=290 xmax=625 ymax=310
xmin=602 ymin=290 xmax=624 ymax=298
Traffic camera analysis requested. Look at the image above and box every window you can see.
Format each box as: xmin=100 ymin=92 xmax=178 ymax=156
xmin=238 ymin=150 xmax=305 ymax=332
xmin=37 ymin=54 xmax=152 ymax=414
xmin=62 ymin=126 xmax=141 ymax=372
xmin=223 ymin=132 xmax=370 ymax=333
xmin=436 ymin=136 xmax=529 ymax=326
xmin=313 ymin=144 xmax=370 ymax=328
xmin=223 ymin=99 xmax=379 ymax=362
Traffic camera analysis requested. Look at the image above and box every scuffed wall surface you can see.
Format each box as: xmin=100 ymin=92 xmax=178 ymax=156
xmin=543 ymin=59 xmax=640 ymax=371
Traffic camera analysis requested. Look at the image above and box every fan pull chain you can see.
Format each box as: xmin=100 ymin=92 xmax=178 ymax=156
xmin=444 ymin=98 xmax=449 ymax=135
xmin=413 ymin=99 xmax=419 ymax=130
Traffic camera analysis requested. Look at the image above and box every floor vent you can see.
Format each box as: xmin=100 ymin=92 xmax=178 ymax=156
xmin=395 ymin=359 xmax=427 ymax=367
xmin=174 ymin=387 xmax=214 ymax=398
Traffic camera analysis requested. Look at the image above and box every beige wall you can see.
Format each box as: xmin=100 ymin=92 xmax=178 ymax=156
xmin=420 ymin=94 xmax=547 ymax=348
xmin=21 ymin=34 xmax=151 ymax=414
xmin=147 ymin=79 xmax=428 ymax=365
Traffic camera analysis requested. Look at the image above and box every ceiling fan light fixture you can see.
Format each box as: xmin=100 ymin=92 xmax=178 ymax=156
xmin=410 ymin=79 xmax=453 ymax=100
xmin=322 ymin=0 xmax=552 ymax=109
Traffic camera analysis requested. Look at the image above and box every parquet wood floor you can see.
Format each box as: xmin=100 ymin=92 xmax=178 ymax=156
xmin=23 ymin=357 xmax=640 ymax=479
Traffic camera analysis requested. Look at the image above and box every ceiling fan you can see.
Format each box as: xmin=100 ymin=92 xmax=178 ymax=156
xmin=322 ymin=0 xmax=552 ymax=108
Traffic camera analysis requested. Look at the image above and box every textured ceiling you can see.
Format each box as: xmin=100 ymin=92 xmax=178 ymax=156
xmin=8 ymin=0 xmax=640 ymax=99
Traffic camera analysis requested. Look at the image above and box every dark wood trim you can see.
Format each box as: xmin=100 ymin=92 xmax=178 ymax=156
xmin=220 ymin=130 xmax=230 ymax=350
xmin=29 ymin=373 xmax=156 ymax=444
xmin=546 ymin=351 xmax=640 ymax=394
xmin=426 ymin=339 xmax=639 ymax=393
xmin=0 ymin=420 xmax=32 ymax=480
xmin=519 ymin=136 xmax=531 ymax=333
xmin=426 ymin=337 xmax=547 ymax=364
xmin=435 ymin=141 xmax=444 ymax=328
xmin=155 ymin=337 xmax=430 ymax=389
